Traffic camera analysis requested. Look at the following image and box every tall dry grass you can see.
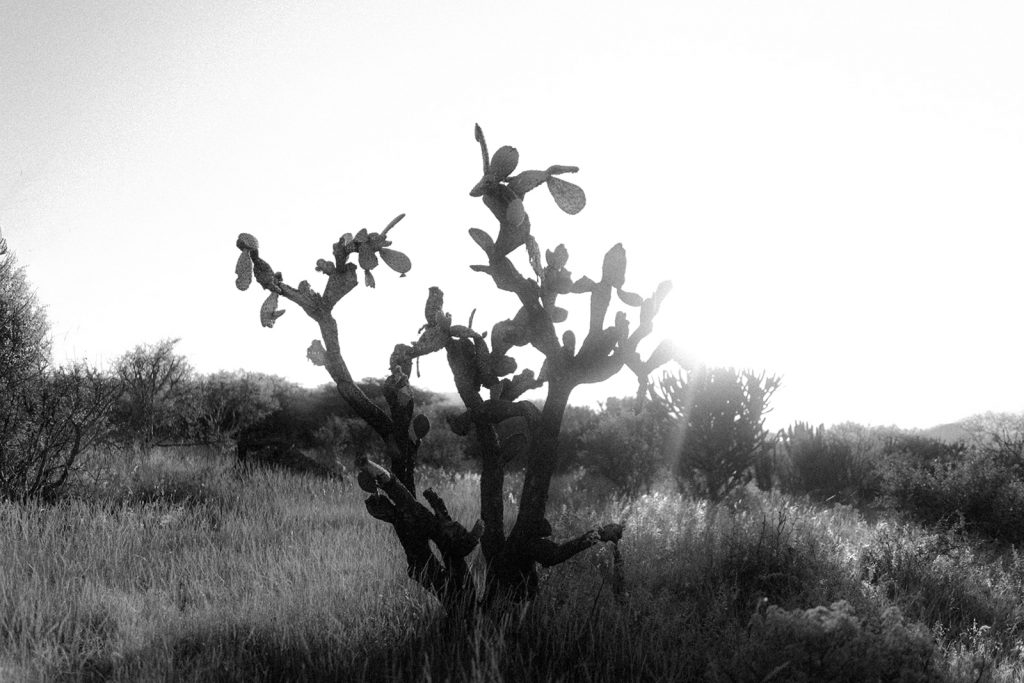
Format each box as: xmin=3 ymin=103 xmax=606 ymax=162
xmin=2 ymin=447 xmax=1024 ymax=680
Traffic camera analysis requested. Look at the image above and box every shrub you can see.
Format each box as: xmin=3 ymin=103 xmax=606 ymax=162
xmin=879 ymin=447 xmax=1024 ymax=543
xmin=186 ymin=370 xmax=292 ymax=446
xmin=554 ymin=404 xmax=600 ymax=472
xmin=718 ymin=600 xmax=940 ymax=682
xmin=861 ymin=522 xmax=1024 ymax=643
xmin=655 ymin=367 xmax=780 ymax=502
xmin=1 ymin=248 xmax=118 ymax=502
xmin=961 ymin=412 xmax=1024 ymax=474
xmin=776 ymin=422 xmax=883 ymax=504
xmin=576 ymin=397 xmax=671 ymax=497
xmin=0 ymin=362 xmax=119 ymax=503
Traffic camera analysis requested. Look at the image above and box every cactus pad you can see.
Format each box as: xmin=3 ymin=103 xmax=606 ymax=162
xmin=546 ymin=176 xmax=586 ymax=214
xmin=379 ymin=248 xmax=411 ymax=274
xmin=489 ymin=146 xmax=519 ymax=180
xmin=412 ymin=414 xmax=430 ymax=440
xmin=259 ymin=292 xmax=285 ymax=327
xmin=306 ymin=340 xmax=327 ymax=366
xmin=236 ymin=233 xmax=259 ymax=251
xmin=235 ymin=252 xmax=253 ymax=290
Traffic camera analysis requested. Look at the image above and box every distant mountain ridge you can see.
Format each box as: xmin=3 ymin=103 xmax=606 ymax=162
xmin=918 ymin=421 xmax=971 ymax=444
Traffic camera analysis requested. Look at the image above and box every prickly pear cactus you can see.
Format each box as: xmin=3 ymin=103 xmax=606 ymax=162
xmin=233 ymin=214 xmax=412 ymax=332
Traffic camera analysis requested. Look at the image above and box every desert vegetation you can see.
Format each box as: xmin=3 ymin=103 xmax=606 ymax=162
xmin=5 ymin=131 xmax=1024 ymax=681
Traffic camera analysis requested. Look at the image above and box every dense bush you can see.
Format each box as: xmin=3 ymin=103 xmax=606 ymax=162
xmin=719 ymin=600 xmax=940 ymax=682
xmin=776 ymin=422 xmax=884 ymax=504
xmin=186 ymin=370 xmax=293 ymax=446
xmin=235 ymin=379 xmax=452 ymax=474
xmin=575 ymin=397 xmax=671 ymax=497
xmin=879 ymin=447 xmax=1024 ymax=543
xmin=555 ymin=404 xmax=600 ymax=472
xmin=961 ymin=412 xmax=1024 ymax=474
xmin=654 ymin=367 xmax=780 ymax=502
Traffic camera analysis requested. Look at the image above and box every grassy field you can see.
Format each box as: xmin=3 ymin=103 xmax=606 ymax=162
xmin=3 ymin=448 xmax=1024 ymax=681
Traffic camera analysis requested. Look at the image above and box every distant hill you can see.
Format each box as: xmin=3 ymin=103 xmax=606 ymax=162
xmin=919 ymin=421 xmax=970 ymax=444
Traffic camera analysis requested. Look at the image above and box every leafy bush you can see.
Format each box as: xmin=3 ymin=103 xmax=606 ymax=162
xmin=576 ymin=397 xmax=671 ymax=497
xmin=718 ymin=600 xmax=940 ymax=682
xmin=776 ymin=422 xmax=883 ymax=504
xmin=879 ymin=447 xmax=1024 ymax=543
xmin=654 ymin=367 xmax=780 ymax=502
xmin=185 ymin=370 xmax=292 ymax=446
xmin=555 ymin=404 xmax=600 ymax=472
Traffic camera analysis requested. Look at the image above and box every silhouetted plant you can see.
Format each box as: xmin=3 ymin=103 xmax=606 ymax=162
xmin=654 ymin=367 xmax=779 ymax=502
xmin=879 ymin=445 xmax=1024 ymax=543
xmin=232 ymin=125 xmax=686 ymax=607
xmin=576 ymin=397 xmax=671 ymax=497
xmin=776 ymin=422 xmax=883 ymax=504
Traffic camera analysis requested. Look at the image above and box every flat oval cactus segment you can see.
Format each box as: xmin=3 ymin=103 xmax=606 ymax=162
xmin=358 ymin=243 xmax=378 ymax=271
xmin=601 ymin=243 xmax=627 ymax=289
xmin=546 ymin=176 xmax=586 ymax=215
xmin=468 ymin=228 xmax=495 ymax=254
xmin=306 ymin=339 xmax=327 ymax=366
xmin=236 ymin=233 xmax=259 ymax=251
xmin=545 ymin=244 xmax=569 ymax=270
xmin=235 ymin=252 xmax=253 ymax=290
xmin=379 ymin=248 xmax=411 ymax=274
xmin=259 ymin=292 xmax=285 ymax=327
xmin=489 ymin=146 xmax=519 ymax=180
xmin=412 ymin=413 xmax=430 ymax=439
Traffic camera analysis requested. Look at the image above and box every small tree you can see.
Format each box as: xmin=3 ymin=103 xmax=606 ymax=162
xmin=233 ymin=126 xmax=686 ymax=607
xmin=0 ymin=242 xmax=118 ymax=502
xmin=655 ymin=367 xmax=780 ymax=502
xmin=577 ymin=397 xmax=671 ymax=497
xmin=0 ymin=248 xmax=50 ymax=392
xmin=110 ymin=338 xmax=193 ymax=448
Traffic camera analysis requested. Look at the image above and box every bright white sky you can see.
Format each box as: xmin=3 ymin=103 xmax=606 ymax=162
xmin=1 ymin=1 xmax=1021 ymax=430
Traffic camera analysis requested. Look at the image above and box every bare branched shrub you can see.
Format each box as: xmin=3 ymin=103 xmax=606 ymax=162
xmin=109 ymin=338 xmax=193 ymax=449
xmin=1 ymin=247 xmax=118 ymax=502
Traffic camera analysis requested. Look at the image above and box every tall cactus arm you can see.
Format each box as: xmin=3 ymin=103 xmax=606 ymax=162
xmin=233 ymin=217 xmax=413 ymax=441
